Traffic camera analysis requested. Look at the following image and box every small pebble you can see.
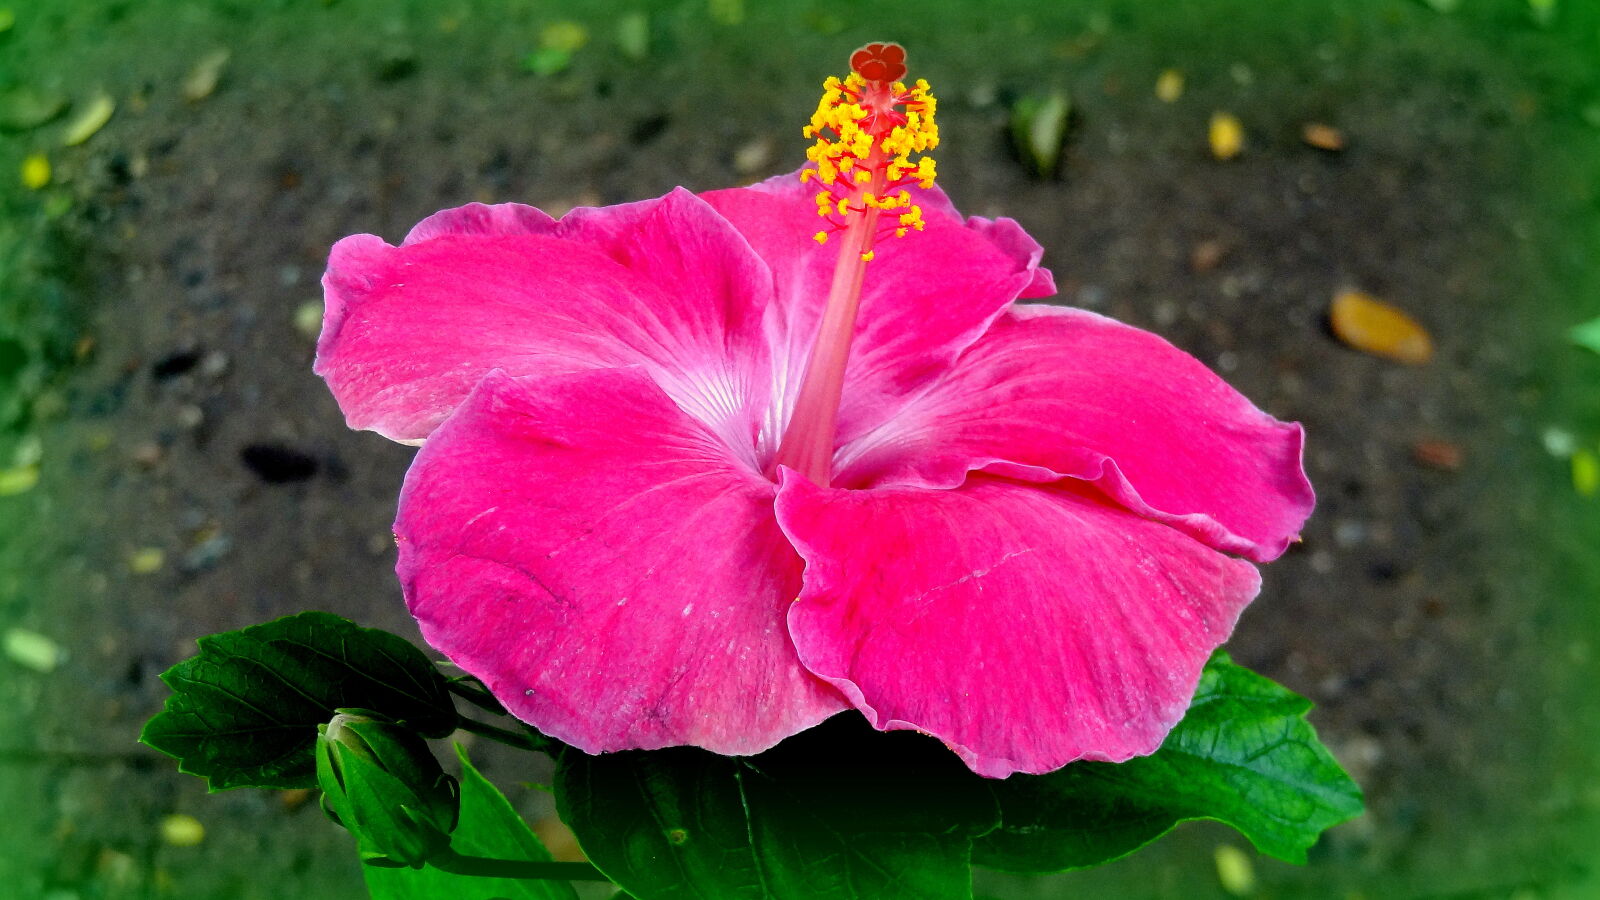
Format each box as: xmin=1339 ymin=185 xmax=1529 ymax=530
xmin=199 ymin=350 xmax=230 ymax=379
xmin=732 ymin=137 xmax=774 ymax=175
xmin=182 ymin=534 xmax=232 ymax=572
xmin=131 ymin=443 xmax=165 ymax=468
xmin=1152 ymin=300 xmax=1180 ymax=328
xmin=1333 ymin=518 xmax=1366 ymax=548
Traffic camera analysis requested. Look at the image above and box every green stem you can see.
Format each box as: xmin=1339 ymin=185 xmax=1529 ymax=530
xmin=428 ymin=849 xmax=610 ymax=882
xmin=456 ymin=717 xmax=549 ymax=752
xmin=447 ymin=679 xmax=508 ymax=716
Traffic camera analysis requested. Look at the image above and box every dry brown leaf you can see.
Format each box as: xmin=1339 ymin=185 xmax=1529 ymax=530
xmin=1412 ymin=440 xmax=1462 ymax=470
xmin=1330 ymin=290 xmax=1433 ymax=364
xmin=1302 ymin=122 xmax=1345 ymax=151
xmin=1191 ymin=239 xmax=1228 ymax=273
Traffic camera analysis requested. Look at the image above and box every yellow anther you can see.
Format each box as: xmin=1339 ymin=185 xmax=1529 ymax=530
xmin=860 ymin=250 xmax=875 ymax=262
xmin=801 ymin=65 xmax=938 ymax=237
xmin=815 ymin=231 xmax=830 ymax=244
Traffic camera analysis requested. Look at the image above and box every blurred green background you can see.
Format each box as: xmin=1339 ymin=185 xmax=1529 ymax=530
xmin=2 ymin=0 xmax=1597 ymax=897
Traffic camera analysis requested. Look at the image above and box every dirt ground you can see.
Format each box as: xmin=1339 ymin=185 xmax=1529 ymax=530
xmin=3 ymin=2 xmax=1598 ymax=898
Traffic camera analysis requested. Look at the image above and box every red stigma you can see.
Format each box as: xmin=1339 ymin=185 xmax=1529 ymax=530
xmin=850 ymin=42 xmax=907 ymax=83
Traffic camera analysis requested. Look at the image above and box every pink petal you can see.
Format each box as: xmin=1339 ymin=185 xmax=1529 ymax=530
xmin=836 ymin=304 xmax=1313 ymax=562
xmin=316 ymin=189 xmax=772 ymax=463
xmin=776 ymin=469 xmax=1261 ymax=778
xmin=402 ymin=202 xmax=556 ymax=245
xmin=701 ymin=172 xmax=1053 ymax=463
xmin=397 ymin=368 xmax=847 ymax=755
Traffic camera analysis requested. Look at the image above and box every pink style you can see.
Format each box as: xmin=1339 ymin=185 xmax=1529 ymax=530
xmin=313 ymin=51 xmax=1312 ymax=779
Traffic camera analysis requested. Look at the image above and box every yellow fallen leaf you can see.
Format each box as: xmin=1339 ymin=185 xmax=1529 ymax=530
xmin=1214 ymin=844 xmax=1256 ymax=896
xmin=129 ymin=547 xmax=165 ymax=574
xmin=1330 ymin=290 xmax=1433 ymax=364
xmin=4 ymin=627 xmax=62 ymax=673
xmin=0 ymin=464 xmax=39 ymax=495
xmin=63 ymin=91 xmax=114 ymax=146
xmin=1155 ymin=68 xmax=1184 ymax=103
xmin=160 ymin=814 xmax=205 ymax=847
xmin=182 ymin=49 xmax=231 ymax=103
xmin=1209 ymin=112 xmax=1244 ymax=160
xmin=20 ymin=153 xmax=49 ymax=189
xmin=1574 ymin=449 xmax=1598 ymax=497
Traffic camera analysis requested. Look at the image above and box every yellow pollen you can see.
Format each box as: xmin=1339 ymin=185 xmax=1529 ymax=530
xmin=860 ymin=250 xmax=875 ymax=262
xmin=800 ymin=62 xmax=938 ymax=244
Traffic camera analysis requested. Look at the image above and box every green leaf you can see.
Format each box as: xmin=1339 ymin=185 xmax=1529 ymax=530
xmin=555 ymin=717 xmax=999 ymax=900
xmin=1571 ymin=315 xmax=1600 ymax=355
xmin=1009 ymin=91 xmax=1072 ymax=178
xmin=141 ymin=612 xmax=458 ymax=790
xmin=365 ymin=745 xmax=578 ymax=900
xmin=972 ymin=653 xmax=1363 ymax=873
xmin=0 ymin=85 xmax=69 ymax=132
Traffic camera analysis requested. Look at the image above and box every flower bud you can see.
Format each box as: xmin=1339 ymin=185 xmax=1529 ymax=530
xmin=316 ymin=710 xmax=460 ymax=868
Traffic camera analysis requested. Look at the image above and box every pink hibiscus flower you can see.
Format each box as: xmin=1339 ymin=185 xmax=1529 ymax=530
xmin=314 ymin=48 xmax=1312 ymax=778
